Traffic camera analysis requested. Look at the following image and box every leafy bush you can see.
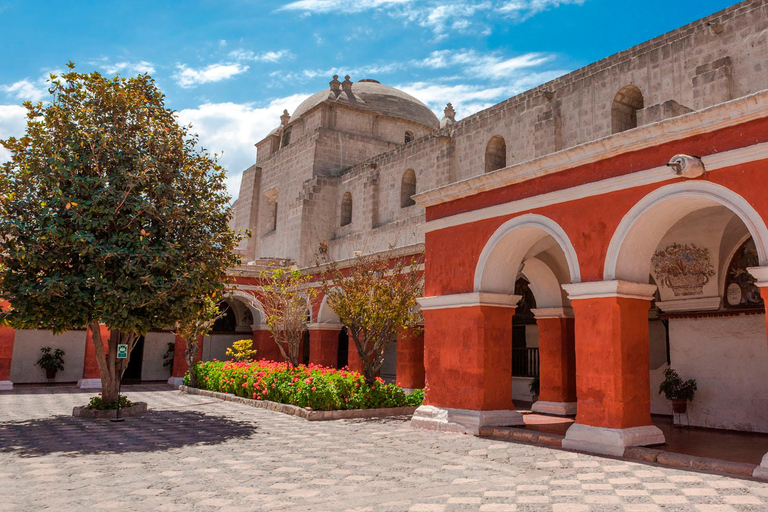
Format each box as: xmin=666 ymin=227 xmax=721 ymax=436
xmin=36 ymin=347 xmax=65 ymax=373
xmin=86 ymin=395 xmax=134 ymax=410
xmin=185 ymin=360 xmax=424 ymax=410
xmin=658 ymin=368 xmax=697 ymax=402
xmin=225 ymin=339 xmax=258 ymax=362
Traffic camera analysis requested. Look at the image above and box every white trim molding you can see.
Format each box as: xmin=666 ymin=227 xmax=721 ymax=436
xmin=656 ymin=296 xmax=721 ymax=313
xmin=562 ymin=423 xmax=665 ymax=457
xmin=0 ymin=381 xmax=12 ymax=391
xmin=78 ymin=378 xmax=102 ymax=390
xmin=418 ymin=293 xmax=521 ymax=310
xmin=604 ymin=181 xmax=768 ymax=281
xmin=306 ymin=323 xmax=343 ymax=331
xmin=748 ymin=266 xmax=768 ymax=288
xmin=562 ymin=281 xmax=657 ymax=301
xmin=410 ymin=405 xmax=524 ymax=435
xmin=531 ymin=401 xmax=577 ymax=416
xmin=531 ymin=307 xmax=574 ymax=319
xmin=252 ymin=323 xmax=271 ymax=331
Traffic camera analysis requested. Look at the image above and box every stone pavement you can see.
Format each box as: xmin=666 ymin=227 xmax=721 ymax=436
xmin=2 ymin=386 xmax=768 ymax=511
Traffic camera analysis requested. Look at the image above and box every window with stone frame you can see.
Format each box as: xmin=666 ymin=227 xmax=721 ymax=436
xmin=485 ymin=135 xmax=507 ymax=173
xmin=281 ymin=127 xmax=292 ymax=148
xmin=611 ymin=85 xmax=644 ymax=133
xmin=404 ymin=130 xmax=414 ymax=144
xmin=340 ymin=192 xmax=352 ymax=227
xmin=401 ymin=169 xmax=416 ymax=208
xmin=263 ymin=188 xmax=279 ymax=233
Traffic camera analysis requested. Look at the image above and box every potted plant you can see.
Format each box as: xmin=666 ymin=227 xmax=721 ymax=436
xmin=658 ymin=367 xmax=697 ymax=414
xmin=529 ymin=376 xmax=540 ymax=403
xmin=36 ymin=347 xmax=65 ymax=380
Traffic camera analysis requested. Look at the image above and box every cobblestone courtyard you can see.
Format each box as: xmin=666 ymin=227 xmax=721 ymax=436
xmin=2 ymin=386 xmax=768 ymax=511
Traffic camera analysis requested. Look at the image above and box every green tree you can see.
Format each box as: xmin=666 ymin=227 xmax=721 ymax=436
xmin=0 ymin=64 xmax=242 ymax=403
xmin=175 ymin=294 xmax=223 ymax=388
xmin=318 ymin=248 xmax=423 ymax=385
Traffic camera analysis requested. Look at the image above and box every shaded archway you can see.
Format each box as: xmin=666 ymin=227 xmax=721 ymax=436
xmin=401 ymin=169 xmax=417 ymax=208
xmin=340 ymin=192 xmax=352 ymax=226
xmin=611 ymin=85 xmax=644 ymax=133
xmin=484 ymin=135 xmax=507 ymax=173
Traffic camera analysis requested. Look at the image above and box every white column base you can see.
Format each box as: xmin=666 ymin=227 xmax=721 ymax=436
xmin=410 ymin=405 xmax=524 ymax=435
xmin=0 ymin=381 xmax=13 ymax=391
xmin=753 ymin=453 xmax=768 ymax=480
xmin=562 ymin=423 xmax=665 ymax=457
xmin=531 ymin=400 xmax=577 ymax=416
xmin=167 ymin=377 xmax=185 ymax=387
xmin=78 ymin=378 xmax=102 ymax=389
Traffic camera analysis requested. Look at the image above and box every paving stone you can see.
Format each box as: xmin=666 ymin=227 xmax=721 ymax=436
xmin=2 ymin=384 xmax=768 ymax=511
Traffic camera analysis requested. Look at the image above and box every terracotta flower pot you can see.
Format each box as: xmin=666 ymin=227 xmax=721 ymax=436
xmin=45 ymin=369 xmax=57 ymax=380
xmin=671 ymin=399 xmax=688 ymax=414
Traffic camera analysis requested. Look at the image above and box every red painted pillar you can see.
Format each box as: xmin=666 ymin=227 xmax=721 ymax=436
xmin=0 ymin=325 xmax=15 ymax=391
xmin=747 ymin=270 xmax=768 ymax=478
xmin=308 ymin=324 xmax=340 ymax=368
xmin=79 ymin=324 xmax=109 ymax=388
xmin=411 ymin=293 xmax=524 ymax=434
xmin=531 ymin=309 xmax=576 ymax=415
xmin=169 ymin=334 xmax=204 ymax=385
xmin=253 ymin=327 xmax=283 ymax=362
xmin=561 ymin=281 xmax=664 ymax=456
xmin=347 ymin=336 xmax=365 ymax=374
xmin=396 ymin=327 xmax=425 ymax=389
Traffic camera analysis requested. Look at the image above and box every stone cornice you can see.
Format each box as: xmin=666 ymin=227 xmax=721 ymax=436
xmin=748 ymin=266 xmax=768 ymax=288
xmin=531 ymin=307 xmax=574 ymax=319
xmin=418 ymin=293 xmax=521 ymax=310
xmin=562 ymin=281 xmax=657 ymax=301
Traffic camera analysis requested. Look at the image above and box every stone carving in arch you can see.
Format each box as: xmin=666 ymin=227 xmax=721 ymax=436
xmin=604 ymin=181 xmax=768 ymax=283
xmin=474 ymin=214 xmax=581 ymax=295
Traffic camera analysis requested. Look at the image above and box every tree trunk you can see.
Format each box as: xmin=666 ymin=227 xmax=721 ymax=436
xmin=184 ymin=337 xmax=200 ymax=387
xmin=89 ymin=321 xmax=138 ymax=404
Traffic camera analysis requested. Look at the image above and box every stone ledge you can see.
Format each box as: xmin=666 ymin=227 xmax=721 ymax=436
xmin=179 ymin=386 xmax=418 ymax=421
xmin=72 ymin=402 xmax=148 ymax=418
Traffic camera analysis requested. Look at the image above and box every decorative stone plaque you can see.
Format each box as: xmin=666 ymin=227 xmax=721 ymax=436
xmin=652 ymin=243 xmax=716 ymax=297
xmin=726 ymin=283 xmax=743 ymax=306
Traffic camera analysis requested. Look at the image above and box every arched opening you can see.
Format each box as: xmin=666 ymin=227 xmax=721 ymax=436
xmin=208 ymin=295 xmax=260 ymax=362
xmin=404 ymin=130 xmax=414 ymax=144
xmin=606 ymin=182 xmax=768 ymax=433
xmin=340 ymin=192 xmax=352 ymax=227
xmin=475 ymin=214 xmax=579 ymax=414
xmin=611 ymin=85 xmax=644 ymax=133
xmin=338 ymin=327 xmax=349 ymax=369
xmin=401 ymin=169 xmax=416 ymax=208
xmin=485 ymin=135 xmax=507 ymax=173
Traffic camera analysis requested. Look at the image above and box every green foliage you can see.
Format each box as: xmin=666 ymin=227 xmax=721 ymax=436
xmin=86 ymin=395 xmax=134 ymax=410
xmin=225 ymin=339 xmax=258 ymax=362
xmin=528 ymin=376 xmax=540 ymax=396
xmin=187 ymin=360 xmax=423 ymax=410
xmin=658 ymin=367 xmax=697 ymax=402
xmin=35 ymin=347 xmax=65 ymax=373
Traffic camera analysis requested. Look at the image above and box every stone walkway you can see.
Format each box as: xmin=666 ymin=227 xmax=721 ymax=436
xmin=2 ymin=386 xmax=768 ymax=511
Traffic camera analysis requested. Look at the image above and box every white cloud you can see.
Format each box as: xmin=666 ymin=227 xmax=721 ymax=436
xmin=0 ymin=78 xmax=48 ymax=102
xmin=271 ymin=62 xmax=405 ymax=83
xmin=174 ymin=62 xmax=249 ymax=89
xmin=0 ymin=104 xmax=28 ymax=162
xmin=102 ymin=61 xmax=156 ymax=75
xmin=176 ymin=94 xmax=309 ymax=199
xmin=229 ymin=49 xmax=293 ymax=63
xmin=416 ymin=49 xmax=553 ymax=79
xmin=278 ymin=0 xmax=586 ymax=37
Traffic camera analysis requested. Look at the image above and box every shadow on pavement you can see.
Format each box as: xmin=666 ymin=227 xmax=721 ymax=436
xmin=0 ymin=409 xmax=257 ymax=457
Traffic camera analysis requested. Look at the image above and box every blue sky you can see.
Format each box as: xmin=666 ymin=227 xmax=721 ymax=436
xmin=0 ymin=0 xmax=736 ymax=199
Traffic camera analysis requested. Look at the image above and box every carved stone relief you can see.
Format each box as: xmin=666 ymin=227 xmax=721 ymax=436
xmin=651 ymin=243 xmax=716 ymax=296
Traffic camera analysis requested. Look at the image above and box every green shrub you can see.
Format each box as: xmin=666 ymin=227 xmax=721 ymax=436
xmin=186 ymin=360 xmax=424 ymax=411
xmin=86 ymin=395 xmax=134 ymax=410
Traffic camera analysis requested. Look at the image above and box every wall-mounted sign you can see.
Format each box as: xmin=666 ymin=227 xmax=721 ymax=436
xmin=117 ymin=344 xmax=128 ymax=359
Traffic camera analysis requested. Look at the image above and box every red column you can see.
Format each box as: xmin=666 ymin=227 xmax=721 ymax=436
xmin=80 ymin=324 xmax=109 ymax=388
xmin=254 ymin=327 xmax=283 ymax=362
xmin=561 ymin=281 xmax=664 ymax=456
xmin=308 ymin=324 xmax=340 ymax=368
xmin=0 ymin=325 xmax=15 ymax=390
xmin=396 ymin=327 xmax=425 ymax=389
xmin=531 ymin=309 xmax=576 ymax=415
xmin=170 ymin=334 xmax=188 ymax=379
xmin=347 ymin=337 xmax=365 ymax=374
xmin=412 ymin=294 xmax=524 ymax=434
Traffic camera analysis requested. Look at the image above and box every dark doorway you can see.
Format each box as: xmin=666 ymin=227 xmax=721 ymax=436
xmin=512 ymin=277 xmax=539 ymax=378
xmin=337 ymin=327 xmax=349 ymax=369
xmin=122 ymin=336 xmax=144 ymax=383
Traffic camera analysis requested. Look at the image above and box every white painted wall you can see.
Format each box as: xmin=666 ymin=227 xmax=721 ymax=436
xmin=141 ymin=332 xmax=175 ymax=381
xmin=512 ymin=376 xmax=535 ymax=402
xmin=11 ymin=330 xmax=86 ymax=384
xmin=667 ymin=314 xmax=768 ymax=432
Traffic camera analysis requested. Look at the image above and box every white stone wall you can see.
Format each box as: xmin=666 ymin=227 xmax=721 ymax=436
xmin=141 ymin=332 xmax=175 ymax=381
xmin=667 ymin=314 xmax=768 ymax=432
xmin=11 ymin=330 xmax=86 ymax=384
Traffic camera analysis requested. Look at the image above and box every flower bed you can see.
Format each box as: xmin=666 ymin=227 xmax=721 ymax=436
xmin=185 ymin=360 xmax=424 ymax=411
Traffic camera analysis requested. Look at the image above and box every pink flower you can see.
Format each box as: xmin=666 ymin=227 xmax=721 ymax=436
xmin=311 ymin=387 xmax=316 ymax=391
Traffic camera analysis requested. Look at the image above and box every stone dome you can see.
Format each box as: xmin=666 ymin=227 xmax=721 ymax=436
xmin=289 ymin=77 xmax=439 ymax=130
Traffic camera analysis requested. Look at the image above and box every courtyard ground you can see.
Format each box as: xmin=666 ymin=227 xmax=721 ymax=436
xmin=2 ymin=385 xmax=768 ymax=512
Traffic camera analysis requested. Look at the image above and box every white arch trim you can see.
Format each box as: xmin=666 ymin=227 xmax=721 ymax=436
xmin=317 ymin=293 xmax=341 ymax=324
xmin=521 ymin=258 xmax=565 ymax=309
xmin=604 ymin=181 xmax=768 ymax=281
xmin=226 ymin=290 xmax=266 ymax=324
xmin=474 ymin=214 xmax=581 ymax=293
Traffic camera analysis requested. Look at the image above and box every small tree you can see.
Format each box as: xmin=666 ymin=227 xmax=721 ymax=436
xmin=318 ymin=247 xmax=423 ymax=385
xmin=175 ymin=294 xmax=222 ymax=388
xmin=259 ymin=267 xmax=315 ymax=367
xmin=0 ymin=64 xmax=242 ymax=403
